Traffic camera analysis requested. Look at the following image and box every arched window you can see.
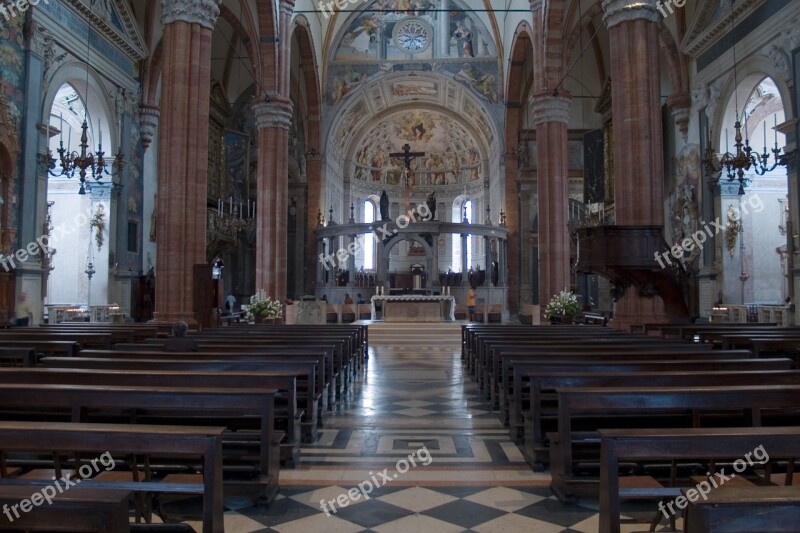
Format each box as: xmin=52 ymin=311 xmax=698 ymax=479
xmin=452 ymin=197 xmax=472 ymax=271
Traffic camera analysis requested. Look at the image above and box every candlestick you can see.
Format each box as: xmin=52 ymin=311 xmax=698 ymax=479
xmin=774 ymin=114 xmax=778 ymax=147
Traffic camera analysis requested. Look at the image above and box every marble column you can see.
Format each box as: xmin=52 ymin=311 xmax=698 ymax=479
xmin=437 ymin=0 xmax=450 ymax=57
xmin=253 ymin=98 xmax=293 ymax=300
xmin=483 ymin=237 xmax=492 ymax=287
xmin=154 ymin=0 xmax=220 ymax=325
xmin=461 ymin=234 xmax=469 ymax=286
xmin=602 ymin=0 xmax=667 ymax=327
xmin=532 ymin=93 xmax=571 ymax=309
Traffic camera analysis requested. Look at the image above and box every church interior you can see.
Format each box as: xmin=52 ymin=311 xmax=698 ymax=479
xmin=0 ymin=0 xmax=800 ymax=531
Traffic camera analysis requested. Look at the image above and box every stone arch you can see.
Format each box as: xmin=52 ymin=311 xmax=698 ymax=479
xmin=710 ymin=58 xmax=796 ymax=145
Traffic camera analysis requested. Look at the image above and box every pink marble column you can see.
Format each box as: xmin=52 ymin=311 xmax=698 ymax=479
xmin=253 ymin=98 xmax=293 ymax=300
xmin=603 ymin=0 xmax=667 ymax=327
xmin=532 ymin=93 xmax=572 ymax=312
xmin=154 ymin=0 xmax=219 ymax=325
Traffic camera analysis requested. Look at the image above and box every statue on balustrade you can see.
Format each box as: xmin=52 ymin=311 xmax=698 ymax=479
xmin=426 ymin=191 xmax=436 ymax=220
xmin=380 ymin=190 xmax=390 ymax=221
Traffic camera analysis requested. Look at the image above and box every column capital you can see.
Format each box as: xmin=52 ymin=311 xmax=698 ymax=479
xmin=252 ymin=98 xmax=293 ymax=130
xmin=138 ymin=105 xmax=160 ymax=150
xmin=280 ymin=0 xmax=295 ymax=16
xmin=602 ymin=0 xmax=660 ymax=30
xmin=531 ymin=92 xmax=572 ymax=126
xmin=161 ymin=0 xmax=221 ymax=30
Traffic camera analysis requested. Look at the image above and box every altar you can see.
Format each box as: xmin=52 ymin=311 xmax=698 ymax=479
xmin=371 ymin=295 xmax=455 ymax=322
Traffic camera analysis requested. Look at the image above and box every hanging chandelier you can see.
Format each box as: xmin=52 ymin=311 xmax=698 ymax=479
xmin=701 ymin=0 xmax=787 ymax=195
xmin=40 ymin=117 xmax=124 ymax=195
xmin=38 ymin=3 xmax=124 ymax=195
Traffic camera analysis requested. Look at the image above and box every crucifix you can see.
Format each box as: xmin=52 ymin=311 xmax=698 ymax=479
xmin=389 ymin=143 xmax=425 ymax=211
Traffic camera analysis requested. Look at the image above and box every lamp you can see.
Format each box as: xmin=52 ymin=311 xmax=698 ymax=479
xmin=702 ymin=1 xmax=786 ymax=195
xmin=38 ymin=19 xmax=124 ymax=195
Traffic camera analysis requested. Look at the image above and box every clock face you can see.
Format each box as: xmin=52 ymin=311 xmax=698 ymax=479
xmin=394 ymin=19 xmax=431 ymax=53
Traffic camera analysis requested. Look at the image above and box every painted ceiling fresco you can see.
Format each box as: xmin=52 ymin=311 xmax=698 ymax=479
xmin=350 ymin=109 xmax=483 ymax=186
xmin=329 ymin=0 xmax=499 ymax=106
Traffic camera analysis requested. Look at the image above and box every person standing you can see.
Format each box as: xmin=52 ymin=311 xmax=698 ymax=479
xmin=467 ymin=286 xmax=476 ymax=322
xmin=14 ymin=293 xmax=33 ymax=326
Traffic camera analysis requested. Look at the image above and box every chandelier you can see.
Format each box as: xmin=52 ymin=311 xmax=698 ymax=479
xmin=38 ymin=9 xmax=124 ymax=196
xmin=703 ymin=119 xmax=787 ymax=195
xmin=40 ymin=117 xmax=124 ymax=195
xmin=701 ymin=0 xmax=786 ymax=195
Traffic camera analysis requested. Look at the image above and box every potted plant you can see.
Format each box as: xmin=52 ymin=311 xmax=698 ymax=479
xmin=544 ymin=290 xmax=581 ymax=324
xmin=246 ymin=290 xmax=283 ymax=324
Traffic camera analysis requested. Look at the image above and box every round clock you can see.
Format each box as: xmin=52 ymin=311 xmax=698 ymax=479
xmin=393 ymin=18 xmax=432 ymax=53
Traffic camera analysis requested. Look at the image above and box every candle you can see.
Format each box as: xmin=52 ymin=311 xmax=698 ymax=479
xmin=217 ymin=198 xmax=221 ymax=214
xmin=763 ymin=121 xmax=767 ymax=148
xmin=67 ymin=127 xmax=72 ymax=151
xmin=229 ymin=197 xmax=232 ymax=213
xmin=774 ymin=114 xmax=778 ymax=146
xmin=725 ymin=128 xmax=729 ymax=153
xmin=98 ymin=119 xmax=102 ymax=148
xmin=59 ymin=113 xmax=63 ymax=141
xmin=239 ymin=202 xmax=243 ymax=219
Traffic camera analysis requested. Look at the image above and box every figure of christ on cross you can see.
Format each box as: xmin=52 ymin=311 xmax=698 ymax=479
xmin=389 ymin=143 xmax=425 ymax=212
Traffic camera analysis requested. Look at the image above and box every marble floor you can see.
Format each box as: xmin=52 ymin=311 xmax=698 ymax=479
xmin=172 ymin=322 xmax=679 ymax=532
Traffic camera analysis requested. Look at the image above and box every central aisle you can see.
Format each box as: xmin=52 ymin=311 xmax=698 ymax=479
xmin=205 ymin=323 xmax=644 ymax=532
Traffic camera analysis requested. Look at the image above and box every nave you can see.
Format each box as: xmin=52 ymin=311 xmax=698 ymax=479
xmin=181 ymin=323 xmax=672 ymax=532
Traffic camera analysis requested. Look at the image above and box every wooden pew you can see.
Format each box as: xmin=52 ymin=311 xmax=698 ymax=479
xmin=599 ymin=426 xmax=800 ymax=533
xmin=0 ymin=485 xmax=131 ymax=532
xmin=79 ymin=349 xmax=330 ymax=422
xmin=0 ymin=421 xmax=225 ymax=532
xmin=523 ymin=369 xmax=800 ymax=468
xmin=0 ymin=332 xmax=112 ymax=349
xmin=0 ymin=384 xmax=280 ymax=503
xmin=0 ymin=347 xmax=36 ymax=368
xmin=683 ymin=486 xmax=800 ymax=533
xmin=41 ymin=356 xmax=322 ymax=440
xmin=499 ymin=349 xmax=753 ymax=429
xmin=551 ymin=385 xmax=800 ymax=502
xmin=0 ymin=340 xmax=78 ymax=358
xmin=0 ymin=367 xmax=304 ymax=466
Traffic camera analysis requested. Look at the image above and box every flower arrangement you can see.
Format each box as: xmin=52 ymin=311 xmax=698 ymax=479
xmin=90 ymin=204 xmax=106 ymax=251
xmin=246 ymin=290 xmax=283 ymax=320
xmin=544 ymin=290 xmax=582 ymax=319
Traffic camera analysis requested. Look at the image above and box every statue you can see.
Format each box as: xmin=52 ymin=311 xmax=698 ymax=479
xmin=379 ymin=190 xmax=389 ymax=221
xmin=426 ymin=190 xmax=436 ymax=220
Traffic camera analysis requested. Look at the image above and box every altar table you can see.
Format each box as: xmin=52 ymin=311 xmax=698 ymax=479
xmin=371 ymin=295 xmax=456 ymax=322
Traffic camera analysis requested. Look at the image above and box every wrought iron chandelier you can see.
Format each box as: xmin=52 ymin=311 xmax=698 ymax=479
xmin=40 ymin=118 xmax=124 ymax=195
xmin=702 ymin=0 xmax=786 ymax=195
xmin=38 ymin=8 xmax=124 ymax=195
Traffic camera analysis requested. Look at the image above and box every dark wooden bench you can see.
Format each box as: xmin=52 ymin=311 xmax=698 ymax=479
xmin=0 ymin=485 xmax=131 ymax=532
xmin=0 ymin=383 xmax=280 ymax=503
xmin=0 ymin=347 xmax=36 ymax=368
xmin=552 ymin=385 xmax=800 ymax=502
xmin=684 ymin=486 xmax=800 ymax=533
xmin=499 ymin=349 xmax=752 ymax=428
xmin=0 ymin=332 xmax=112 ymax=350
xmin=599 ymin=426 xmax=800 ymax=533
xmin=0 ymin=421 xmax=225 ymax=532
xmin=524 ymin=369 xmax=800 ymax=468
xmin=0 ymin=367 xmax=304 ymax=466
xmin=41 ymin=356 xmax=323 ymax=440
